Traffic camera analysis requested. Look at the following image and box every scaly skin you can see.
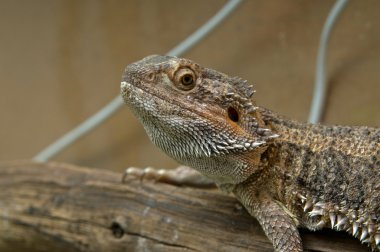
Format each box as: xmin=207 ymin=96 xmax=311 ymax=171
xmin=121 ymin=55 xmax=380 ymax=252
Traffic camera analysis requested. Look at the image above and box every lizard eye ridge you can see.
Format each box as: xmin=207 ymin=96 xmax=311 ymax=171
xmin=174 ymin=68 xmax=196 ymax=91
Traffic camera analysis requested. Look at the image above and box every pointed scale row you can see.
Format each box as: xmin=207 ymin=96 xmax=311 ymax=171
xmin=230 ymin=76 xmax=256 ymax=98
xmin=295 ymin=192 xmax=380 ymax=250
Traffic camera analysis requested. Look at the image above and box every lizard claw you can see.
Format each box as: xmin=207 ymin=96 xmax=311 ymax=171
xmin=122 ymin=166 xmax=163 ymax=184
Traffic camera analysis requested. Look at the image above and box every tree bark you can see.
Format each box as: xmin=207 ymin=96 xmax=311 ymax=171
xmin=0 ymin=161 xmax=369 ymax=252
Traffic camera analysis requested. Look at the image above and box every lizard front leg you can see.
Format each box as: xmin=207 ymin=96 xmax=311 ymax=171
xmin=235 ymin=187 xmax=303 ymax=252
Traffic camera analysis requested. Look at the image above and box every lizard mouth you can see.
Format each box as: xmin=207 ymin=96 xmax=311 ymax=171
xmin=121 ymin=80 xmax=160 ymax=105
xmin=121 ymin=80 xmax=156 ymax=103
xmin=120 ymin=81 xmax=133 ymax=97
xmin=121 ymin=79 xmax=215 ymax=121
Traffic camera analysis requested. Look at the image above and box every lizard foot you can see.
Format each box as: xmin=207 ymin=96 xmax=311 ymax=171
xmin=122 ymin=165 xmax=216 ymax=188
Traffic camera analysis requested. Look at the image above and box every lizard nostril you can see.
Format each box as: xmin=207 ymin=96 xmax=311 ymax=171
xmin=227 ymin=107 xmax=239 ymax=122
xmin=147 ymin=72 xmax=155 ymax=81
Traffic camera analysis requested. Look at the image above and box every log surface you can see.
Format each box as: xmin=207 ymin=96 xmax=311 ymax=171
xmin=0 ymin=161 xmax=370 ymax=252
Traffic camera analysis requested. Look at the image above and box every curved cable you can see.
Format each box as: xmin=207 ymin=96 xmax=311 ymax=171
xmin=308 ymin=0 xmax=349 ymax=123
xmin=33 ymin=0 xmax=242 ymax=162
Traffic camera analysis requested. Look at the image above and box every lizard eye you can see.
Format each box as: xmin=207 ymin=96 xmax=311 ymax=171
xmin=174 ymin=68 xmax=196 ymax=91
xmin=181 ymin=74 xmax=193 ymax=86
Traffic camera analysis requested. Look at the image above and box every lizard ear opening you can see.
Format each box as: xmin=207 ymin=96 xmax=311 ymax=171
xmin=227 ymin=107 xmax=239 ymax=122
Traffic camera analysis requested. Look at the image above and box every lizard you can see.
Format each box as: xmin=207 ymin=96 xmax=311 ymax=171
xmin=120 ymin=55 xmax=380 ymax=252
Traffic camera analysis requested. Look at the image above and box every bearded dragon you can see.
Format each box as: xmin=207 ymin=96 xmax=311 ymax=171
xmin=120 ymin=55 xmax=380 ymax=252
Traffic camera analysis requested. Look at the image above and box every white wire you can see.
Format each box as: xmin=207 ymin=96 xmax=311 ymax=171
xmin=33 ymin=0 xmax=242 ymax=162
xmin=166 ymin=0 xmax=241 ymax=56
xmin=308 ymin=0 xmax=349 ymax=123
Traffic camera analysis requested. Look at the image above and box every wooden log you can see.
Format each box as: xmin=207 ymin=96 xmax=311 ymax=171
xmin=0 ymin=161 xmax=370 ymax=252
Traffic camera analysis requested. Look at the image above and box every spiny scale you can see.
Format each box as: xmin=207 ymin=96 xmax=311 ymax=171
xmin=299 ymin=192 xmax=380 ymax=250
xmin=231 ymin=76 xmax=255 ymax=98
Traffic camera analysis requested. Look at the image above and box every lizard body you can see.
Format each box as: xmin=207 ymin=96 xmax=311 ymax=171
xmin=121 ymin=55 xmax=380 ymax=251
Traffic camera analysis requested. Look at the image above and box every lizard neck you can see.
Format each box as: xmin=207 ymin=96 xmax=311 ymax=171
xmin=259 ymin=106 xmax=378 ymax=164
xmin=253 ymin=107 xmax=339 ymax=201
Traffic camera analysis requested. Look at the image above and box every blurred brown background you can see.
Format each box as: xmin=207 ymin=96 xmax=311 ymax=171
xmin=1 ymin=0 xmax=379 ymax=172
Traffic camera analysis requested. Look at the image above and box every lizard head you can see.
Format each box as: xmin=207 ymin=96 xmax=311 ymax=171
xmin=121 ymin=55 xmax=278 ymax=185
